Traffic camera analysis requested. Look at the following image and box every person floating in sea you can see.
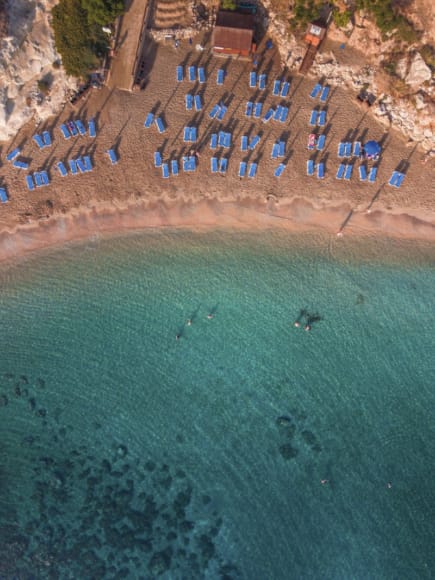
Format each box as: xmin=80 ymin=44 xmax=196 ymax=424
xmin=320 ymin=479 xmax=328 ymax=485
xmin=207 ymin=313 xmax=214 ymax=320
xmin=293 ymin=308 xmax=307 ymax=328
xmin=186 ymin=319 xmax=192 ymax=326
xmin=176 ymin=334 xmax=180 ymax=341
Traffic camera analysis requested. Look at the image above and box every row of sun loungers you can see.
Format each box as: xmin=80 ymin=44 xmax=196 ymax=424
xmin=183 ymin=126 xmax=197 ymax=143
xmin=249 ymin=72 xmax=267 ymax=90
xmin=0 ymin=187 xmax=8 ymax=203
xmin=310 ymin=83 xmax=330 ymax=103
xmin=211 ymin=157 xmax=228 ymax=174
xmin=307 ymin=160 xmax=325 ymax=179
xmin=309 ymin=110 xmax=326 ymax=127
xmin=335 ymin=163 xmax=377 ymax=182
xmin=183 ymin=156 xmax=197 ymax=172
xmin=240 ymin=134 xmax=261 ymax=151
xmin=271 ymin=141 xmax=285 ymax=158
xmin=238 ymin=162 xmax=258 ymax=178
xmin=209 ymin=103 xmax=228 ymax=121
xmin=60 ymin=119 xmax=96 ymax=140
xmin=26 ymin=171 xmax=50 ymax=190
xmin=272 ymin=80 xmax=290 ymax=97
xmin=176 ymin=65 xmax=206 ymax=84
xmin=388 ymin=170 xmax=405 ymax=187
xmin=262 ymin=105 xmax=288 ymax=124
xmin=245 ymin=101 xmax=264 ymax=118
xmin=185 ymin=94 xmax=202 ymax=112
xmin=338 ymin=141 xmax=361 ymax=158
xmin=33 ymin=131 xmax=52 ymax=149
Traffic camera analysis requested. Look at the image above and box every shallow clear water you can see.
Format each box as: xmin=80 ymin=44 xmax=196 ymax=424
xmin=0 ymin=230 xmax=434 ymax=579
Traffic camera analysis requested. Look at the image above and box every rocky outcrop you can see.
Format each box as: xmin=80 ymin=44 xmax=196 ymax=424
xmin=397 ymin=52 xmax=432 ymax=87
xmin=0 ymin=0 xmax=76 ymax=142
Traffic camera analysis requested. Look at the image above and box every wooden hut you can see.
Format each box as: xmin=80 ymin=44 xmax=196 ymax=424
xmin=212 ymin=11 xmax=256 ymax=57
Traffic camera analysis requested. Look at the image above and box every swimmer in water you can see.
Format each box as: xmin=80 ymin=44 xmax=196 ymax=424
xmin=207 ymin=313 xmax=214 ymax=319
xmin=320 ymin=479 xmax=328 ymax=485
xmin=304 ymin=324 xmax=311 ymax=331
xmin=186 ymin=319 xmax=192 ymax=326
xmin=176 ymin=334 xmax=180 ymax=341
xmin=294 ymin=321 xmax=300 ymax=328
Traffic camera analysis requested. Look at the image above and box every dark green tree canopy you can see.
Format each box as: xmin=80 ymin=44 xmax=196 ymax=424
xmin=81 ymin=0 xmax=125 ymax=25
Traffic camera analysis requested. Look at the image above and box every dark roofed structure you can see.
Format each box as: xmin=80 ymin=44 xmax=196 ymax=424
xmin=212 ymin=10 xmax=255 ymax=57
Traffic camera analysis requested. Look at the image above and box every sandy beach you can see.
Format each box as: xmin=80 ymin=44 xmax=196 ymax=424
xmin=0 ymin=36 xmax=434 ymax=262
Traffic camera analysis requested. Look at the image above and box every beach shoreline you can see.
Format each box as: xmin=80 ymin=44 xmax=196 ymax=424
xmin=1 ymin=194 xmax=434 ymax=265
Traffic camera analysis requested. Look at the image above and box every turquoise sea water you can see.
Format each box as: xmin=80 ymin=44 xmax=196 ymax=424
xmin=0 ymin=230 xmax=434 ymax=579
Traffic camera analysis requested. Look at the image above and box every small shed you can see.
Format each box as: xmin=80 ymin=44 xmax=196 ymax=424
xmin=212 ymin=10 xmax=255 ymax=57
xmin=304 ymin=21 xmax=327 ymax=47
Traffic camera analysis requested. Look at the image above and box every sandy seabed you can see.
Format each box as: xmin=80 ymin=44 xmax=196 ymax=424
xmin=0 ymin=38 xmax=434 ymax=264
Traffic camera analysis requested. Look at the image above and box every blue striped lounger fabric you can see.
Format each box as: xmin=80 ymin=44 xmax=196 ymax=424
xmin=189 ymin=156 xmax=196 ymax=171
xmin=217 ymin=105 xmax=227 ymax=121
xmin=211 ymin=157 xmax=218 ymax=173
xmin=344 ymin=142 xmax=352 ymax=157
xmin=0 ymin=187 xmax=8 ymax=203
xmin=209 ymin=104 xmax=220 ymax=119
xmin=75 ymin=120 xmax=86 ymax=135
xmin=239 ymin=161 xmax=247 ymax=178
xmin=183 ymin=156 xmax=190 ymax=172
xmin=316 ymin=134 xmax=326 ymax=151
xmin=359 ymin=165 xmax=367 ymax=181
xmin=281 ymin=82 xmax=290 ymax=97
xmin=219 ymin=158 xmax=227 ymax=174
xmin=310 ymin=83 xmax=322 ymax=99
xmin=278 ymin=141 xmax=285 ymax=157
xmin=176 ymin=65 xmax=183 ymax=82
xmin=190 ymin=127 xmax=197 ymax=142
xmin=218 ymin=131 xmax=225 ymax=147
xmin=241 ymin=136 xmax=248 ymax=152
xmin=254 ymin=102 xmax=263 ymax=118
xmin=223 ymin=133 xmax=231 ymax=148
xmin=273 ymin=80 xmax=281 ymax=96
xmin=353 ymin=141 xmax=361 ymax=157
xmin=42 ymin=131 xmax=51 ymax=146
xmin=76 ymin=157 xmax=87 ymax=173
xmin=185 ymin=94 xmax=193 ymax=110
xmin=274 ymin=106 xmax=282 ymax=121
xmin=198 ymin=67 xmax=205 ymax=84
xmin=88 ymin=119 xmax=96 ymax=137
xmin=336 ymin=163 xmax=345 ymax=179
xmin=217 ymin=69 xmax=224 ymax=85
xmin=271 ymin=143 xmax=279 ymax=159
xmin=34 ymin=172 xmax=43 ymax=187
xmin=194 ymin=95 xmax=202 ymax=111
xmin=317 ymin=111 xmax=326 ymax=126
xmin=33 ymin=134 xmax=45 ymax=148
xmin=309 ymin=110 xmax=317 ymax=126
xmin=154 ymin=152 xmax=162 ymax=168
xmin=344 ymin=164 xmax=353 ymax=180
xmin=394 ymin=173 xmax=405 ymax=187
xmin=162 ymin=163 xmax=169 ymax=178
xmin=171 ymin=159 xmax=179 ymax=176
xmin=248 ymin=163 xmax=257 ymax=178
xmin=183 ymin=127 xmax=190 ymax=142
xmin=188 ymin=66 xmax=196 ymax=82
xmin=258 ymin=74 xmax=266 ymax=89
xmin=249 ymin=71 xmax=257 ymax=88
xmin=69 ymin=159 xmax=78 ymax=174
xmin=6 ymin=147 xmax=20 ymax=162
xmin=83 ymin=156 xmax=93 ymax=172
xmin=307 ymin=159 xmax=315 ymax=176
xmin=263 ymin=108 xmax=274 ymax=123
xmin=279 ymin=107 xmax=288 ymax=122
xmin=317 ymin=162 xmax=325 ymax=179
xmin=26 ymin=175 xmax=35 ymax=190
xmin=338 ymin=142 xmax=345 ymax=157
xmin=320 ymin=86 xmax=330 ymax=103
xmin=68 ymin=121 xmax=78 ymax=136
xmin=155 ymin=117 xmax=165 ymax=133
xmin=388 ymin=171 xmax=399 ymax=186
xmin=13 ymin=160 xmax=29 ymax=169
xmin=108 ymin=149 xmax=118 ymax=164
xmin=144 ymin=113 xmax=154 ymax=128
xmin=368 ymin=167 xmax=377 ymax=183
xmin=60 ymin=124 xmax=71 ymax=139
xmin=210 ymin=134 xmax=218 ymax=149
xmin=274 ymin=163 xmax=286 ymax=178
xmin=249 ymin=135 xmax=260 ymax=150
xmin=57 ymin=161 xmax=68 ymax=176
xmin=245 ymin=101 xmax=253 ymax=116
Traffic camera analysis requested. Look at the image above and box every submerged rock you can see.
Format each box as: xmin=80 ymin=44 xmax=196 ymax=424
xmin=0 ymin=394 xmax=8 ymax=406
xmin=279 ymin=444 xmax=299 ymax=460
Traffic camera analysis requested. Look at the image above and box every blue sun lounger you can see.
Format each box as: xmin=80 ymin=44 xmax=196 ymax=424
xmin=258 ymin=74 xmax=267 ymax=90
xmin=144 ymin=113 xmax=154 ymax=128
xmin=395 ymin=173 xmax=405 ymax=187
xmin=249 ymin=71 xmax=257 ymax=88
xmin=248 ymin=162 xmax=257 ymax=178
xmin=359 ymin=165 xmax=367 ymax=181
xmin=239 ymin=161 xmax=247 ymax=178
xmin=83 ymin=156 xmax=93 ymax=172
xmin=218 ymin=131 xmax=225 ymax=147
xmin=6 ymin=147 xmax=20 ymax=162
xmin=245 ymin=101 xmax=253 ymax=117
xmin=88 ymin=118 xmax=96 ymax=137
xmin=40 ymin=129 xmax=50 ymax=146
xmin=75 ymin=120 xmax=86 ymax=136
xmin=353 ymin=141 xmax=361 ymax=157
xmin=155 ymin=117 xmax=166 ymax=133
xmin=307 ymin=159 xmax=315 ymax=176
xmin=198 ymin=67 xmax=206 ymax=84
xmin=183 ymin=127 xmax=190 ymax=142
xmin=194 ymin=95 xmax=202 ymax=111
xmin=57 ymin=161 xmax=68 ymax=176
xmin=33 ymin=134 xmax=45 ymax=148
xmin=274 ymin=106 xmax=282 ymax=121
xmin=279 ymin=107 xmax=288 ymax=123
xmin=344 ymin=164 xmax=353 ymax=180
xmin=281 ymin=81 xmax=290 ymax=97
xmin=183 ymin=156 xmax=190 ymax=172
xmin=344 ymin=142 xmax=352 ymax=157
xmin=241 ymin=135 xmax=248 ymax=152
xmin=271 ymin=142 xmax=279 ymax=159
xmin=320 ymin=86 xmax=330 ymax=103
xmin=310 ymin=83 xmax=322 ymax=99
xmin=176 ymin=65 xmax=183 ymax=82
xmin=209 ymin=104 xmax=220 ymax=119
xmin=273 ymin=80 xmax=281 ymax=96
xmin=223 ymin=133 xmax=231 ymax=148
xmin=108 ymin=149 xmax=118 ymax=165
xmin=279 ymin=141 xmax=285 ymax=157
xmin=211 ymin=157 xmax=218 ymax=173
xmin=0 ymin=187 xmax=8 ymax=203
xmin=171 ymin=159 xmax=179 ymax=176
xmin=217 ymin=69 xmax=225 ymax=86
xmin=368 ymin=166 xmax=377 ymax=183
xmin=210 ymin=133 xmax=218 ymax=149
xmin=316 ymin=134 xmax=326 ymax=151
xmin=185 ymin=94 xmax=193 ymax=111
xmin=275 ymin=163 xmax=286 ymax=178
xmin=69 ymin=159 xmax=78 ymax=174
xmin=219 ymin=157 xmax=228 ymax=174
xmin=263 ymin=107 xmax=274 ymax=123
xmin=13 ymin=160 xmax=29 ymax=169
xmin=189 ymin=156 xmax=197 ymax=171
xmin=162 ymin=163 xmax=170 ymax=178
xmin=68 ymin=122 xmax=78 ymax=136
xmin=318 ymin=111 xmax=326 ymax=127
xmin=26 ymin=175 xmax=35 ymax=190
xmin=254 ymin=102 xmax=263 ymax=118
xmin=336 ymin=163 xmax=345 ymax=179
xmin=188 ymin=66 xmax=196 ymax=82
xmin=249 ymin=135 xmax=260 ymax=150
xmin=60 ymin=124 xmax=71 ymax=139
xmin=317 ymin=162 xmax=325 ymax=179
xmin=76 ymin=157 xmax=87 ymax=173
xmin=388 ymin=171 xmax=399 ymax=186
xmin=34 ymin=172 xmax=43 ymax=187
xmin=190 ymin=127 xmax=197 ymax=142
xmin=338 ymin=142 xmax=346 ymax=158
xmin=309 ymin=110 xmax=317 ymax=126
xmin=154 ymin=151 xmax=162 ymax=168
xmin=217 ymin=105 xmax=227 ymax=121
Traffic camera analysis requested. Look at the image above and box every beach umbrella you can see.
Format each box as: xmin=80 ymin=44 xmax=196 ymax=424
xmin=364 ymin=140 xmax=381 ymax=158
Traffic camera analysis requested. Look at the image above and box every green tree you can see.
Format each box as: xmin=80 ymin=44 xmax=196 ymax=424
xmin=81 ymin=0 xmax=124 ymax=26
